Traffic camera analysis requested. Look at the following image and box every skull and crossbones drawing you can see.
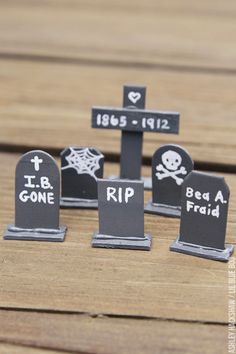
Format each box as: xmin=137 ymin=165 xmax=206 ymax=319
xmin=156 ymin=150 xmax=187 ymax=185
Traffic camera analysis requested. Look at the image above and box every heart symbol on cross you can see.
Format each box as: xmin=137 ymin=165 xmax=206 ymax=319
xmin=128 ymin=92 xmax=141 ymax=105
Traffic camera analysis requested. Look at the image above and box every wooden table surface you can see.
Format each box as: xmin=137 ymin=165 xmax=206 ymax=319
xmin=0 ymin=1 xmax=235 ymax=353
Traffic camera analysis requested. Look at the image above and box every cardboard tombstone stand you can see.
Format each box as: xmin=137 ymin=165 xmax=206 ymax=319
xmin=145 ymin=144 xmax=194 ymax=217
xmin=170 ymin=171 xmax=234 ymax=261
xmin=60 ymin=146 xmax=104 ymax=208
xmin=4 ymin=150 xmax=67 ymax=242
xmin=92 ymin=179 xmax=152 ymax=250
xmin=92 ymin=85 xmax=180 ymax=189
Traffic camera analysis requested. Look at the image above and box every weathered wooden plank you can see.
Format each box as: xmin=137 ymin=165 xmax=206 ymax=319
xmin=0 ymin=0 xmax=236 ymax=70
xmin=0 ymin=310 xmax=227 ymax=354
xmin=0 ymin=60 xmax=236 ymax=166
xmin=0 ymin=152 xmax=235 ymax=323
xmin=0 ymin=343 xmax=65 ymax=354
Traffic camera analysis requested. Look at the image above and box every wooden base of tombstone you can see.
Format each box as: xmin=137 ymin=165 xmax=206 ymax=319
xmin=92 ymin=232 xmax=152 ymax=251
xmin=145 ymin=200 xmax=181 ymax=218
xmin=3 ymin=224 xmax=67 ymax=242
xmin=60 ymin=197 xmax=98 ymax=209
xmin=170 ymin=236 xmax=234 ymax=262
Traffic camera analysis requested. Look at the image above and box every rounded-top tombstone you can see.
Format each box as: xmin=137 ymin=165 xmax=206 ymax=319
xmin=170 ymin=171 xmax=234 ymax=261
xmin=145 ymin=144 xmax=194 ymax=218
xmin=4 ymin=150 xmax=66 ymax=242
xmin=60 ymin=146 xmax=104 ymax=208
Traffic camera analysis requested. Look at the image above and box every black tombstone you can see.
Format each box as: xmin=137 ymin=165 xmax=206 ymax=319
xmin=92 ymin=179 xmax=152 ymax=250
xmin=4 ymin=150 xmax=66 ymax=241
xmin=170 ymin=171 xmax=234 ymax=261
xmin=60 ymin=146 xmax=104 ymax=209
xmin=92 ymin=85 xmax=180 ymax=189
xmin=145 ymin=144 xmax=193 ymax=217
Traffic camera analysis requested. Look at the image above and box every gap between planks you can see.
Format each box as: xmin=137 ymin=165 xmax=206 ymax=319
xmin=0 ymin=143 xmax=236 ymax=175
xmin=0 ymin=309 xmax=228 ymax=354
xmin=0 ymin=342 xmax=69 ymax=354
xmin=1 ymin=52 xmax=236 ymax=77
xmin=0 ymin=306 xmax=228 ymax=326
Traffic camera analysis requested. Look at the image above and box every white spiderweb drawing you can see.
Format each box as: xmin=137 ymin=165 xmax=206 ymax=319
xmin=61 ymin=147 xmax=102 ymax=179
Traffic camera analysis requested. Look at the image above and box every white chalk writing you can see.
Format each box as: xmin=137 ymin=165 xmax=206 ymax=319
xmin=185 ymin=187 xmax=227 ymax=218
xmin=19 ymin=175 xmax=54 ymax=205
xmin=107 ymin=187 xmax=134 ymax=203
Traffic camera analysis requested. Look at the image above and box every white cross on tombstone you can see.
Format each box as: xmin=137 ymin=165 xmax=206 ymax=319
xmin=31 ymin=155 xmax=43 ymax=171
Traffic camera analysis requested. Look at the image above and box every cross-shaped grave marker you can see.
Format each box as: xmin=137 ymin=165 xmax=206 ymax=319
xmin=92 ymin=85 xmax=180 ymax=184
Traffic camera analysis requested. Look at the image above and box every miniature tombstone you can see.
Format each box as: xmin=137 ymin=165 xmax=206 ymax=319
xmin=60 ymin=147 xmax=104 ymax=209
xmin=4 ymin=150 xmax=67 ymax=241
xmin=92 ymin=85 xmax=180 ymax=188
xmin=92 ymin=179 xmax=152 ymax=250
xmin=170 ymin=171 xmax=234 ymax=261
xmin=145 ymin=144 xmax=194 ymax=218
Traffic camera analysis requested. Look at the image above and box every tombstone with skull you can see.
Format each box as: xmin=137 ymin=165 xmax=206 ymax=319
xmin=145 ymin=144 xmax=193 ymax=217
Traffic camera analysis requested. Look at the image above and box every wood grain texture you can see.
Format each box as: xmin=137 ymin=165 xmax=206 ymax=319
xmin=0 ymin=343 xmax=65 ymax=354
xmin=0 ymin=60 xmax=236 ymax=166
xmin=0 ymin=152 xmax=235 ymax=324
xmin=0 ymin=310 xmax=227 ymax=354
xmin=0 ymin=0 xmax=236 ymax=70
